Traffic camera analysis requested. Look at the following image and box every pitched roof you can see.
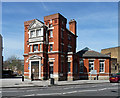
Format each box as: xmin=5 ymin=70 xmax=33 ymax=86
xmin=77 ymin=47 xmax=110 ymax=58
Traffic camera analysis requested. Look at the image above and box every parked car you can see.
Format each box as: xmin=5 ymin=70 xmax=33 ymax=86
xmin=109 ymin=73 xmax=120 ymax=83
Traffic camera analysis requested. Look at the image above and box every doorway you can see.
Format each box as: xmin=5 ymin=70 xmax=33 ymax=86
xmin=31 ymin=61 xmax=39 ymax=79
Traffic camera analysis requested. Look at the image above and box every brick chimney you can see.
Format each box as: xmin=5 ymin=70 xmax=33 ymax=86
xmin=69 ymin=19 xmax=76 ymax=35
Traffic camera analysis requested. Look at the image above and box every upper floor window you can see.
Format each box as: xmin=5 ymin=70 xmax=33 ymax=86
xmin=79 ymin=59 xmax=84 ymax=73
xmin=68 ymin=34 xmax=71 ymax=40
xmin=54 ymin=19 xmax=57 ymax=23
xmin=30 ymin=45 xmax=32 ymax=52
xmin=50 ymin=19 xmax=52 ymax=23
xmin=61 ymin=45 xmax=64 ymax=52
xmin=40 ymin=44 xmax=42 ymax=51
xmin=50 ymin=30 xmax=53 ymax=38
xmin=89 ymin=60 xmax=94 ymax=72
xmin=30 ymin=30 xmax=35 ymax=38
xmin=68 ymin=47 xmax=71 ymax=52
xmin=99 ymin=60 xmax=105 ymax=73
xmin=33 ymin=44 xmax=38 ymax=52
xmin=36 ymin=29 xmax=42 ymax=37
xmin=61 ymin=31 xmax=63 ymax=38
xmin=49 ymin=24 xmax=53 ymax=28
xmin=50 ymin=44 xmax=53 ymax=52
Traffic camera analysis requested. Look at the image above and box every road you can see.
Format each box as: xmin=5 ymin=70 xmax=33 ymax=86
xmin=2 ymin=83 xmax=119 ymax=97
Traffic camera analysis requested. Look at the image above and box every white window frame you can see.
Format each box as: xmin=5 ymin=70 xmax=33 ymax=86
xmin=40 ymin=44 xmax=42 ymax=51
xmin=30 ymin=30 xmax=35 ymax=38
xmin=30 ymin=45 xmax=32 ymax=52
xmin=89 ymin=60 xmax=94 ymax=72
xmin=50 ymin=30 xmax=53 ymax=38
xmin=99 ymin=60 xmax=105 ymax=73
xmin=36 ymin=29 xmax=42 ymax=37
xmin=33 ymin=44 xmax=38 ymax=52
xmin=50 ymin=44 xmax=53 ymax=52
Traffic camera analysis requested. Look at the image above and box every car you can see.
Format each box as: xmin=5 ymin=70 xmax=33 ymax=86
xmin=109 ymin=73 xmax=120 ymax=83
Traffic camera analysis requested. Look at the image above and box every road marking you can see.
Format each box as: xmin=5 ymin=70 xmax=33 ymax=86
xmin=98 ymin=88 xmax=107 ymax=91
xmin=36 ymin=93 xmax=61 ymax=96
xmin=24 ymin=94 xmax=35 ymax=96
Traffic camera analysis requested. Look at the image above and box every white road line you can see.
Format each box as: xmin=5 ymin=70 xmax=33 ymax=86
xmin=98 ymin=88 xmax=107 ymax=91
xmin=2 ymin=91 xmax=24 ymax=92
xmin=24 ymin=94 xmax=35 ymax=96
xmin=36 ymin=93 xmax=61 ymax=96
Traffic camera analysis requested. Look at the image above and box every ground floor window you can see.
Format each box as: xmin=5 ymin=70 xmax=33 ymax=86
xmin=89 ymin=60 xmax=94 ymax=72
xmin=49 ymin=62 xmax=53 ymax=78
xmin=79 ymin=59 xmax=84 ymax=73
xmin=99 ymin=60 xmax=105 ymax=73
xmin=68 ymin=62 xmax=71 ymax=73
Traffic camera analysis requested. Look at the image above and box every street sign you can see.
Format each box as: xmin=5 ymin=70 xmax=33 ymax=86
xmin=90 ymin=70 xmax=97 ymax=75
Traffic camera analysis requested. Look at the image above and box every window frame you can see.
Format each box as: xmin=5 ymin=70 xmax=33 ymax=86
xmin=99 ymin=60 xmax=105 ymax=73
xmin=33 ymin=44 xmax=38 ymax=52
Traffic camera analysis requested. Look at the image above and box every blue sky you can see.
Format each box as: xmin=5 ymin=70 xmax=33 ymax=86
xmin=2 ymin=2 xmax=118 ymax=60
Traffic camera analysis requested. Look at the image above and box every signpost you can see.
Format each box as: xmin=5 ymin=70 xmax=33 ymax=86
xmin=90 ymin=70 xmax=97 ymax=80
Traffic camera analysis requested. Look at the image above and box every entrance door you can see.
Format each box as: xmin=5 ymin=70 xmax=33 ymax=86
xmin=31 ymin=61 xmax=39 ymax=79
xmin=49 ymin=62 xmax=53 ymax=78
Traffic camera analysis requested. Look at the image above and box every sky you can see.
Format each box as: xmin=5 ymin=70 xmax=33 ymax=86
xmin=2 ymin=2 xmax=118 ymax=60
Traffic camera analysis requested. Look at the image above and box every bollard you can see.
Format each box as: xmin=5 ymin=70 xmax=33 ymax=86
xmin=22 ymin=75 xmax=24 ymax=82
xmin=50 ymin=78 xmax=54 ymax=85
xmin=31 ymin=73 xmax=34 ymax=81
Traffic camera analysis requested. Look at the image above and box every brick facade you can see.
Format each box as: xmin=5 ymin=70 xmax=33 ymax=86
xmin=23 ymin=13 xmax=111 ymax=81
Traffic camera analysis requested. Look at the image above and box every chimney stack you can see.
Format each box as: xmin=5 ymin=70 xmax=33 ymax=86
xmin=69 ymin=19 xmax=76 ymax=35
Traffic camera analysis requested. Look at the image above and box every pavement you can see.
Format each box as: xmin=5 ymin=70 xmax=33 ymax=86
xmin=1 ymin=78 xmax=110 ymax=88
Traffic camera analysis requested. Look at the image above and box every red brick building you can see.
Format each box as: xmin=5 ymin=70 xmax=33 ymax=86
xmin=76 ymin=47 xmax=111 ymax=80
xmin=23 ymin=13 xmax=111 ymax=81
xmin=23 ymin=13 xmax=77 ymax=81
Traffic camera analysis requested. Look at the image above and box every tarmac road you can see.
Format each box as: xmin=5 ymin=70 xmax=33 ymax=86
xmin=2 ymin=82 xmax=119 ymax=97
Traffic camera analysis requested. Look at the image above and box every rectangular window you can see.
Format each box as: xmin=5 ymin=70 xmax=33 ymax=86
xmin=33 ymin=44 xmax=38 ymax=52
xmin=49 ymin=62 xmax=53 ymax=78
xmin=40 ymin=44 xmax=42 ymax=51
xmin=89 ymin=60 xmax=94 ymax=72
xmin=50 ymin=19 xmax=52 ymax=23
xmin=36 ymin=29 xmax=42 ymax=37
xmin=50 ymin=44 xmax=53 ymax=52
xmin=30 ymin=30 xmax=35 ymax=38
xmin=49 ymin=24 xmax=53 ymax=28
xmin=68 ymin=62 xmax=71 ymax=73
xmin=68 ymin=34 xmax=71 ymax=40
xmin=99 ymin=60 xmax=105 ymax=72
xmin=80 ymin=59 xmax=84 ymax=73
xmin=50 ymin=30 xmax=53 ymax=38
xmin=68 ymin=47 xmax=71 ymax=52
xmin=54 ymin=19 xmax=57 ymax=23
xmin=30 ymin=45 xmax=32 ymax=52
xmin=61 ymin=31 xmax=63 ymax=38
xmin=61 ymin=45 xmax=64 ymax=52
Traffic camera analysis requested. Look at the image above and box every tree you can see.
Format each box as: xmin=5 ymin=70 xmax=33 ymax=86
xmin=3 ymin=55 xmax=24 ymax=75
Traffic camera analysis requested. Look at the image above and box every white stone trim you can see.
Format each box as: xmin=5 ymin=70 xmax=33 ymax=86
xmin=48 ymin=51 xmax=59 ymax=53
xmin=67 ymin=52 xmax=73 ymax=54
xmin=67 ymin=55 xmax=72 ymax=57
xmin=24 ymin=72 xmax=29 ymax=74
xmin=29 ymin=42 xmax=43 ymax=45
xmin=29 ymin=59 xmax=41 ymax=79
xmin=49 ymin=58 xmax=55 ymax=62
xmin=49 ymin=42 xmax=54 ymax=44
